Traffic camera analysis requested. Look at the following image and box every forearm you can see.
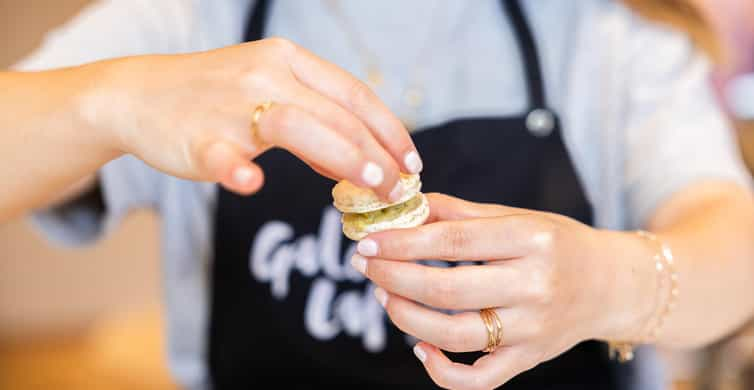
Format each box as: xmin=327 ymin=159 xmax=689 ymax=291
xmin=608 ymin=181 xmax=754 ymax=348
xmin=0 ymin=65 xmax=120 ymax=221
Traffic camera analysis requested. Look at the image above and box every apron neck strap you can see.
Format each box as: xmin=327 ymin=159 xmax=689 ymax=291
xmin=244 ymin=0 xmax=549 ymax=110
xmin=244 ymin=0 xmax=271 ymax=42
xmin=501 ymin=0 xmax=548 ymax=110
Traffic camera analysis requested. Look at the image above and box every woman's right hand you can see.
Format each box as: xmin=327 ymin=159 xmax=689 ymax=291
xmin=83 ymin=37 xmax=421 ymax=200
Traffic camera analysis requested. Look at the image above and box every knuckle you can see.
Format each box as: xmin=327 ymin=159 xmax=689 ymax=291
xmin=440 ymin=322 xmax=470 ymax=352
xmin=538 ymin=218 xmax=563 ymax=251
xmin=548 ymin=221 xmax=565 ymax=246
xmin=341 ymin=147 xmax=365 ymax=172
xmin=426 ymin=272 xmax=459 ymax=307
xmin=526 ymin=317 xmax=545 ymax=338
xmin=187 ymin=144 xmax=207 ymax=177
xmin=440 ymin=225 xmax=470 ymax=259
xmin=367 ymin=262 xmax=392 ymax=286
xmin=191 ymin=133 xmax=220 ymax=172
xmin=533 ymin=231 xmax=555 ymax=254
xmin=528 ymin=220 xmax=557 ymax=254
xmin=269 ymin=105 xmax=298 ymax=133
xmin=437 ymin=326 xmax=457 ymax=351
xmin=346 ymin=79 xmax=374 ymax=110
xmin=239 ymin=69 xmax=273 ymax=93
xmin=265 ymin=36 xmax=297 ymax=56
xmin=347 ymin=127 xmax=371 ymax=150
xmin=529 ymin=268 xmax=555 ymax=306
xmin=190 ymin=133 xmax=212 ymax=160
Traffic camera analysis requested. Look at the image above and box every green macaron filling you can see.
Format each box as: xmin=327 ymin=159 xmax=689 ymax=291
xmin=342 ymin=194 xmax=423 ymax=230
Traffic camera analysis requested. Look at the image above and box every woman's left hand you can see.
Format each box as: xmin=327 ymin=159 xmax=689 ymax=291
xmin=351 ymin=193 xmax=652 ymax=389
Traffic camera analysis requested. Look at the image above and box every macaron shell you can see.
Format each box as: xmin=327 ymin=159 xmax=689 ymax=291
xmin=341 ymin=193 xmax=429 ymax=241
xmin=332 ymin=173 xmax=422 ymax=213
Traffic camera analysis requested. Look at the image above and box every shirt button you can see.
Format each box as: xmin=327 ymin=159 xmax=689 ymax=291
xmin=526 ymin=108 xmax=555 ymax=137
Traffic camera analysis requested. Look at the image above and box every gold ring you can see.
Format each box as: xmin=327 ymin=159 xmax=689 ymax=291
xmin=251 ymin=101 xmax=274 ymax=148
xmin=480 ymin=308 xmax=503 ymax=353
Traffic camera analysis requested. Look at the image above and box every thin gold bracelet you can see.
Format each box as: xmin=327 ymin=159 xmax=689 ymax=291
xmin=608 ymin=230 xmax=679 ymax=362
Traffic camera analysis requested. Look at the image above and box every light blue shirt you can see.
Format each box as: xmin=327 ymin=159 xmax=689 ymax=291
xmin=16 ymin=0 xmax=751 ymax=388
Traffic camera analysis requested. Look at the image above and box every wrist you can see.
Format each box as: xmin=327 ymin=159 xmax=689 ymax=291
xmin=593 ymin=230 xmax=658 ymax=342
xmin=72 ymin=58 xmax=136 ymax=159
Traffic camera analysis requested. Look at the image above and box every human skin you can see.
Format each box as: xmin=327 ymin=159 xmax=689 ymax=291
xmin=354 ymin=187 xmax=754 ymax=389
xmin=350 ymin=6 xmax=754 ymax=387
xmin=0 ymin=38 xmax=423 ymax=222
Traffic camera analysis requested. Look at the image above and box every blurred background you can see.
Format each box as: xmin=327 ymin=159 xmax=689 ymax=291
xmin=0 ymin=3 xmax=174 ymax=389
xmin=1 ymin=1 xmax=754 ymax=389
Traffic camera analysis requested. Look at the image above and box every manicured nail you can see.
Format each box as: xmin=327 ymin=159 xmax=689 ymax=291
xmin=413 ymin=344 xmax=427 ymax=363
xmin=362 ymin=162 xmax=384 ymax=187
xmin=404 ymin=151 xmax=423 ymax=174
xmin=233 ymin=167 xmax=254 ymax=186
xmin=374 ymin=287 xmax=388 ymax=307
xmin=388 ymin=180 xmax=404 ymax=203
xmin=357 ymin=239 xmax=378 ymax=257
xmin=350 ymin=254 xmax=367 ymax=274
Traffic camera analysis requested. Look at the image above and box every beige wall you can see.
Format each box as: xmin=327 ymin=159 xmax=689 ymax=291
xmin=0 ymin=0 xmax=90 ymax=67
xmin=0 ymin=0 xmax=161 ymax=337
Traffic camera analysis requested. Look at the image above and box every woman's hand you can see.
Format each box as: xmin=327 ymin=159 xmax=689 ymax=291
xmin=83 ymin=38 xmax=421 ymax=199
xmin=351 ymin=193 xmax=655 ymax=389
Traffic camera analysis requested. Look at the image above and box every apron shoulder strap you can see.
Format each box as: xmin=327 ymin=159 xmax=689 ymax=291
xmin=501 ymin=0 xmax=549 ymax=110
xmin=245 ymin=0 xmax=271 ymax=42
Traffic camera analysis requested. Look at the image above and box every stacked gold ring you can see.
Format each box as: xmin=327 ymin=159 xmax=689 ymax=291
xmin=480 ymin=308 xmax=504 ymax=353
xmin=251 ymin=101 xmax=274 ymax=148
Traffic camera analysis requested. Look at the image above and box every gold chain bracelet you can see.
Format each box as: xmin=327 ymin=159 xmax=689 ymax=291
xmin=609 ymin=230 xmax=679 ymax=362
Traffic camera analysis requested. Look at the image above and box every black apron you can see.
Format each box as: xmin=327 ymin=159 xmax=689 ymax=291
xmin=210 ymin=0 xmax=631 ymax=388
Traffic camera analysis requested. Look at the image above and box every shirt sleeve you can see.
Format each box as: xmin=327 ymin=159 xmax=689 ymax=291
xmin=32 ymin=157 xmax=162 ymax=246
xmin=18 ymin=0 xmax=192 ymax=245
xmin=621 ymin=19 xmax=753 ymax=229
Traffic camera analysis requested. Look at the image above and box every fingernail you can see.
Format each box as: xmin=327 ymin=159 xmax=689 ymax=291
xmin=357 ymin=239 xmax=378 ymax=257
xmin=362 ymin=162 xmax=384 ymax=187
xmin=350 ymin=254 xmax=367 ymax=274
xmin=233 ymin=167 xmax=253 ymax=185
xmin=413 ymin=344 xmax=427 ymax=363
xmin=374 ymin=287 xmax=388 ymax=307
xmin=404 ymin=151 xmax=423 ymax=174
xmin=388 ymin=180 xmax=404 ymax=203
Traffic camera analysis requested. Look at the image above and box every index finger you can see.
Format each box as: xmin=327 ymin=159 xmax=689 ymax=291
xmin=357 ymin=217 xmax=539 ymax=261
xmin=288 ymin=44 xmax=422 ymax=174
